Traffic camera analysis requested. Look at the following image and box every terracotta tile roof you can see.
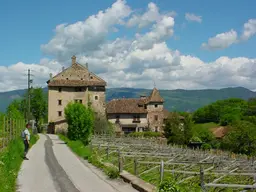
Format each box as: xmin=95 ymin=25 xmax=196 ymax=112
xmin=47 ymin=61 xmax=106 ymax=87
xmin=147 ymin=88 xmax=164 ymax=103
xmin=47 ymin=79 xmax=106 ymax=87
xmin=210 ymin=126 xmax=229 ymax=138
xmin=107 ymin=98 xmax=147 ymax=114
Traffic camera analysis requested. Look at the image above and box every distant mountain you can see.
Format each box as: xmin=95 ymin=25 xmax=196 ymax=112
xmin=0 ymin=87 xmax=255 ymax=113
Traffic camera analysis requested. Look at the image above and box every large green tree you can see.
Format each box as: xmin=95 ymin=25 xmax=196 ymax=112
xmin=30 ymin=87 xmax=47 ymax=127
xmin=65 ymin=102 xmax=94 ymax=144
xmin=164 ymin=113 xmax=184 ymax=144
xmin=192 ymin=98 xmax=248 ymax=125
xmin=222 ymin=120 xmax=256 ymax=156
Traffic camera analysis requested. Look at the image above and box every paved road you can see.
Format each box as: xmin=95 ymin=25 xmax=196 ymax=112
xmin=17 ymin=134 xmax=137 ymax=192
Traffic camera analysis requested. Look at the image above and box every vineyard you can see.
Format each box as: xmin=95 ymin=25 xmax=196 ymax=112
xmin=91 ymin=135 xmax=256 ymax=192
xmin=0 ymin=115 xmax=26 ymax=151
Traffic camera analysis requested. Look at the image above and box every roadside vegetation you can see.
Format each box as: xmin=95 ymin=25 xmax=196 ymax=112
xmin=0 ymin=99 xmax=39 ymax=192
xmin=0 ymin=134 xmax=38 ymax=192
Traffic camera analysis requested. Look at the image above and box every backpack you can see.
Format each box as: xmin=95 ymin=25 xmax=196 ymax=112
xmin=21 ymin=130 xmax=25 ymax=138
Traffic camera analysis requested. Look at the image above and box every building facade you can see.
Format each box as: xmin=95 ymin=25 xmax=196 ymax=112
xmin=106 ymin=88 xmax=169 ymax=134
xmin=47 ymin=55 xmax=106 ymax=133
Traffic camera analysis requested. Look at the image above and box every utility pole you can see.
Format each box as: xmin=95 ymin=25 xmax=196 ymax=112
xmin=27 ymin=69 xmax=33 ymax=122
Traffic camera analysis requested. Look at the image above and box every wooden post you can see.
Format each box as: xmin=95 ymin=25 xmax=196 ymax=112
xmin=118 ymin=149 xmax=123 ymax=173
xmin=106 ymin=145 xmax=109 ymax=160
xmin=160 ymin=160 xmax=164 ymax=183
xmin=200 ymin=165 xmax=206 ymax=192
xmin=134 ymin=157 xmax=138 ymax=176
xmin=2 ymin=116 xmax=6 ymax=148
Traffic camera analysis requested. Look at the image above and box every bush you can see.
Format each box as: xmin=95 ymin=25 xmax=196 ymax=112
xmin=189 ymin=136 xmax=202 ymax=143
xmin=201 ymin=143 xmax=211 ymax=150
xmin=104 ymin=166 xmax=119 ymax=179
xmin=158 ymin=179 xmax=181 ymax=192
xmin=64 ymin=102 xmax=94 ymax=144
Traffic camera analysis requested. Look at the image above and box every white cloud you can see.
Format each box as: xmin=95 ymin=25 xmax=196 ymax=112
xmin=185 ymin=13 xmax=202 ymax=23
xmin=241 ymin=19 xmax=256 ymax=40
xmin=41 ymin=0 xmax=131 ymax=61
xmin=201 ymin=29 xmax=238 ymax=50
xmin=126 ymin=2 xmax=176 ymax=28
xmin=202 ymin=19 xmax=256 ymax=51
xmin=1 ymin=1 xmax=256 ymax=92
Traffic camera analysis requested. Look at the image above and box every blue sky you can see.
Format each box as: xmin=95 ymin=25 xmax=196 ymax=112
xmin=0 ymin=0 xmax=255 ymax=91
xmin=1 ymin=0 xmax=255 ymax=65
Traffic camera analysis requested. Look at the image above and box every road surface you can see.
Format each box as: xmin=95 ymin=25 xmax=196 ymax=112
xmin=17 ymin=134 xmax=137 ymax=192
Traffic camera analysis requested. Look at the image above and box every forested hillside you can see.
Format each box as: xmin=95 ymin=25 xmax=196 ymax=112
xmin=0 ymin=87 xmax=255 ymax=112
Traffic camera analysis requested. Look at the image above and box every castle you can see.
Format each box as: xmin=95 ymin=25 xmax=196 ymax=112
xmin=47 ymin=56 xmax=106 ymax=132
xmin=47 ymin=56 xmax=168 ymax=134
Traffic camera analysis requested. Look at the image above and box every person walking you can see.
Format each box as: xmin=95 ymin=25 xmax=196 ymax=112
xmin=22 ymin=123 xmax=31 ymax=160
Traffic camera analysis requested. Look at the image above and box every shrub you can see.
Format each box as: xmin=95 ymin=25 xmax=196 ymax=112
xmin=201 ymin=143 xmax=211 ymax=150
xmin=64 ymin=102 xmax=94 ymax=145
xmin=158 ymin=179 xmax=181 ymax=192
xmin=189 ymin=136 xmax=202 ymax=143
xmin=104 ymin=166 xmax=119 ymax=179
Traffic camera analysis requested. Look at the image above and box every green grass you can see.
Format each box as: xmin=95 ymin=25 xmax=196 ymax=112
xmin=0 ymin=134 xmax=39 ymax=192
xmin=58 ymin=135 xmax=91 ymax=159
xmin=192 ymin=122 xmax=219 ymax=130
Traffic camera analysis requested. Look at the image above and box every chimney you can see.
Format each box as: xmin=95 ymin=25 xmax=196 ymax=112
xmin=49 ymin=73 xmax=53 ymax=80
xmin=140 ymin=95 xmax=146 ymax=99
xmin=62 ymin=66 xmax=65 ymax=71
xmin=71 ymin=55 xmax=76 ymax=65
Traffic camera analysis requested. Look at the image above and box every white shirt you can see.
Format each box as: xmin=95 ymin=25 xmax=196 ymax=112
xmin=24 ymin=128 xmax=30 ymax=141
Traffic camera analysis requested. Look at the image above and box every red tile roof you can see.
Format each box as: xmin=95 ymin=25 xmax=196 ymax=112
xmin=106 ymin=98 xmax=147 ymax=114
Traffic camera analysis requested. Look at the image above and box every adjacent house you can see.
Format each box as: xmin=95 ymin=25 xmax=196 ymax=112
xmin=106 ymin=88 xmax=170 ymax=134
xmin=47 ymin=55 xmax=107 ymax=133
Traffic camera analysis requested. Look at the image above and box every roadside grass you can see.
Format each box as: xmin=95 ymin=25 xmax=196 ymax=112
xmin=0 ymin=134 xmax=39 ymax=192
xmin=58 ymin=134 xmax=119 ymax=179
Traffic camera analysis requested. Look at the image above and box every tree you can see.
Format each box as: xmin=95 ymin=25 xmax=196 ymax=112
xmin=30 ymin=88 xmax=47 ymax=131
xmin=183 ymin=113 xmax=193 ymax=144
xmin=222 ymin=120 xmax=256 ymax=156
xmin=6 ymin=100 xmax=24 ymax=119
xmin=64 ymin=102 xmax=94 ymax=144
xmin=93 ymin=113 xmax=114 ymax=135
xmin=164 ymin=113 xmax=184 ymax=144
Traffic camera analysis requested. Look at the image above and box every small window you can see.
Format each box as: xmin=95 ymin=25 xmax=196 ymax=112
xmin=90 ymin=76 xmax=93 ymax=79
xmin=81 ymin=78 xmax=83 ymax=80
xmin=58 ymin=100 xmax=62 ymax=105
xmin=144 ymin=105 xmax=147 ymax=109
xmin=79 ymin=100 xmax=82 ymax=104
xmin=66 ymin=78 xmax=69 ymax=80
xmin=95 ymin=96 xmax=98 ymax=100
xmin=155 ymin=104 xmax=158 ymax=108
xmin=154 ymin=115 xmax=158 ymax=121
xmin=155 ymin=127 xmax=158 ymax=132
xmin=58 ymin=88 xmax=62 ymax=92
xmin=58 ymin=111 xmax=62 ymax=117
